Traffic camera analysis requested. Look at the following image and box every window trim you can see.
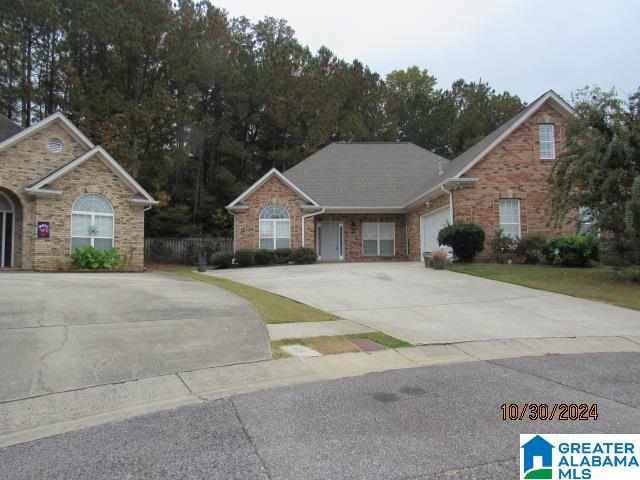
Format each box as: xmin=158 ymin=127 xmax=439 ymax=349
xmin=499 ymin=199 xmax=521 ymax=239
xmin=71 ymin=194 xmax=115 ymax=251
xmin=539 ymin=123 xmax=556 ymax=160
xmin=0 ymin=191 xmax=15 ymax=267
xmin=259 ymin=205 xmax=290 ymax=250
xmin=362 ymin=222 xmax=395 ymax=257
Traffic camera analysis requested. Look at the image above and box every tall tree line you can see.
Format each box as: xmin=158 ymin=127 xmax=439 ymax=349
xmin=0 ymin=0 xmax=524 ymax=236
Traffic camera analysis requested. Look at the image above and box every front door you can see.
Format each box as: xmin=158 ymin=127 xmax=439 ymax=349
xmin=319 ymin=222 xmax=340 ymax=261
xmin=0 ymin=211 xmax=13 ymax=267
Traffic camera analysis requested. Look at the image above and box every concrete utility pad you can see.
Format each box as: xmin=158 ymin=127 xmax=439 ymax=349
xmin=203 ymin=263 xmax=640 ymax=344
xmin=0 ymin=272 xmax=271 ymax=402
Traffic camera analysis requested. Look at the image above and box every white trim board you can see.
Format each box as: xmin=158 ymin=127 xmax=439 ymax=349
xmin=227 ymin=167 xmax=319 ymax=208
xmin=0 ymin=112 xmax=94 ymax=153
xmin=27 ymin=146 xmax=158 ymax=204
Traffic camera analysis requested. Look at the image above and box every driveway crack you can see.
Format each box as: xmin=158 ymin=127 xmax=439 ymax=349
xmin=229 ymin=397 xmax=273 ymax=480
xmin=34 ymin=325 xmax=69 ymax=394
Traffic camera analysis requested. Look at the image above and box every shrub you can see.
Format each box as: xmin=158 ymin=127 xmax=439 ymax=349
xmin=543 ymin=234 xmax=603 ymax=267
xmin=437 ymin=222 xmax=485 ymax=262
xmin=427 ymin=249 xmax=448 ymax=270
xmin=290 ymin=247 xmax=317 ymax=264
xmin=516 ymin=234 xmax=547 ymax=264
xmin=490 ymin=229 xmax=517 ymax=263
xmin=234 ymin=249 xmax=254 ymax=267
xmin=71 ymin=246 xmax=121 ymax=270
xmin=254 ymin=249 xmax=274 ymax=265
xmin=272 ymin=248 xmax=292 ymax=264
xmin=210 ymin=251 xmax=234 ymax=269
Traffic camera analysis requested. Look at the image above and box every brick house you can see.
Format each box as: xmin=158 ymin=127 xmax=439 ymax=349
xmin=0 ymin=112 xmax=157 ymax=271
xmin=227 ymin=90 xmax=577 ymax=261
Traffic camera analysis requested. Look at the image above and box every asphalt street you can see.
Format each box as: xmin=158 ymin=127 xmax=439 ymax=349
xmin=1 ymin=351 xmax=639 ymax=480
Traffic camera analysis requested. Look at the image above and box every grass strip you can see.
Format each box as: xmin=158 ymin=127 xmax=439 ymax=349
xmin=449 ymin=264 xmax=640 ymax=311
xmin=162 ymin=266 xmax=340 ymax=323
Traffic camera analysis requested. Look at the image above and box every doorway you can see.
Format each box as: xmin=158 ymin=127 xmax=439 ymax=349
xmin=0 ymin=191 xmax=15 ymax=267
xmin=317 ymin=222 xmax=344 ymax=261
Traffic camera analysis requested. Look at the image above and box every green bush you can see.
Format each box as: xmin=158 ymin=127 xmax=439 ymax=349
xmin=437 ymin=222 xmax=485 ymax=262
xmin=234 ymin=249 xmax=254 ymax=267
xmin=490 ymin=229 xmax=517 ymax=263
xmin=543 ymin=234 xmax=603 ymax=267
xmin=272 ymin=248 xmax=292 ymax=264
xmin=254 ymin=249 xmax=274 ymax=265
xmin=210 ymin=251 xmax=234 ymax=268
xmin=290 ymin=247 xmax=317 ymax=264
xmin=516 ymin=234 xmax=547 ymax=264
xmin=71 ymin=246 xmax=121 ymax=270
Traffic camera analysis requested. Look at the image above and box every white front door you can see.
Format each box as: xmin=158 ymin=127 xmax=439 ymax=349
xmin=420 ymin=206 xmax=451 ymax=254
xmin=318 ymin=222 xmax=341 ymax=261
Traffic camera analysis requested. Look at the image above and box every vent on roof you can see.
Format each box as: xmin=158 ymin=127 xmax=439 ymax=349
xmin=47 ymin=138 xmax=63 ymax=153
xmin=437 ymin=159 xmax=443 ymax=176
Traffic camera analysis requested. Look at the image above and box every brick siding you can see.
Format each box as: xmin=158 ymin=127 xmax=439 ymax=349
xmin=0 ymin=120 xmax=146 ymax=270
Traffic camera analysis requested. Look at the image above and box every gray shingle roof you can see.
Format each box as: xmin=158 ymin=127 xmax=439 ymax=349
xmin=0 ymin=115 xmax=22 ymax=143
xmin=282 ymin=91 xmax=573 ymax=209
xmin=284 ymin=142 xmax=447 ymax=207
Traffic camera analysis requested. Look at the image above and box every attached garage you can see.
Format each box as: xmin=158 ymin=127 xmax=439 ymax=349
xmin=420 ymin=205 xmax=451 ymax=254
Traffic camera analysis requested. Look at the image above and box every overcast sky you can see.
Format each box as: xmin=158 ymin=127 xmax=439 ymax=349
xmin=214 ymin=0 xmax=639 ymax=103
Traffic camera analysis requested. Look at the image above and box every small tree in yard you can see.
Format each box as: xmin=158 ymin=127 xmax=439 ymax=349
xmin=437 ymin=222 xmax=485 ymax=262
xmin=550 ymin=87 xmax=640 ymax=266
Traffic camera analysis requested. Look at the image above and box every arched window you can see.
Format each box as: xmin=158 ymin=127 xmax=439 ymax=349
xmin=71 ymin=194 xmax=114 ymax=250
xmin=259 ymin=205 xmax=290 ymax=249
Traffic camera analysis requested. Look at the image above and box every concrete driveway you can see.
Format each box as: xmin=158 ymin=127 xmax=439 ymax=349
xmin=0 ymin=272 xmax=270 ymax=402
xmin=204 ymin=263 xmax=640 ymax=345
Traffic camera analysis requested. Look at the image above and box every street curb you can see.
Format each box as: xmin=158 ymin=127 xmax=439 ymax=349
xmin=1 ymin=335 xmax=639 ymax=449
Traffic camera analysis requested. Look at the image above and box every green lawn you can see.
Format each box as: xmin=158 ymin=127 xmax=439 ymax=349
xmin=162 ymin=267 xmax=339 ymax=323
xmin=271 ymin=332 xmax=411 ymax=359
xmin=449 ymin=264 xmax=640 ymax=310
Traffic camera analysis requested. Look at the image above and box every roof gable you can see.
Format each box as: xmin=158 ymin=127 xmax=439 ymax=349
xmin=0 ymin=112 xmax=94 ymax=153
xmin=402 ymin=90 xmax=575 ymax=208
xmin=26 ymin=146 xmax=157 ymax=204
xmin=227 ymin=167 xmax=318 ymax=209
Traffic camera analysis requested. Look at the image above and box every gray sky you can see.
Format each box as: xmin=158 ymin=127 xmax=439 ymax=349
xmin=214 ymin=0 xmax=640 ymax=103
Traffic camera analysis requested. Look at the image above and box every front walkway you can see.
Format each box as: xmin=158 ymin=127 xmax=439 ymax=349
xmin=203 ymin=262 xmax=640 ymax=345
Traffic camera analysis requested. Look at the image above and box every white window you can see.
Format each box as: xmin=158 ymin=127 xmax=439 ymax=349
xmin=579 ymin=207 xmax=596 ymax=234
xmin=539 ymin=124 xmax=555 ymax=159
xmin=71 ymin=194 xmax=114 ymax=250
xmin=259 ymin=205 xmax=290 ymax=249
xmin=499 ymin=199 xmax=521 ymax=238
xmin=362 ymin=222 xmax=395 ymax=256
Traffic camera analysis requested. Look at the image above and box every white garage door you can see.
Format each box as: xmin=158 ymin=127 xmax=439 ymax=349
xmin=420 ymin=206 xmax=451 ymax=253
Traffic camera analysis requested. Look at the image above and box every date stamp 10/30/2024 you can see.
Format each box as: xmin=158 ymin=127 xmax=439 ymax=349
xmin=502 ymin=403 xmax=599 ymax=421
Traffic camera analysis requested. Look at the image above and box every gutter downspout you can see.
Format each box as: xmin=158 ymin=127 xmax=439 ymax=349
xmin=441 ymin=184 xmax=453 ymax=223
xmin=301 ymin=208 xmax=325 ymax=248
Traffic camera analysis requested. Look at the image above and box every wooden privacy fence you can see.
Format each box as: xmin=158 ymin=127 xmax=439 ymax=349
xmin=145 ymin=237 xmax=233 ymax=264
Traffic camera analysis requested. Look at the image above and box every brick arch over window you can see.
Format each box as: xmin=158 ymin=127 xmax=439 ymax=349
xmin=259 ymin=204 xmax=290 ymax=249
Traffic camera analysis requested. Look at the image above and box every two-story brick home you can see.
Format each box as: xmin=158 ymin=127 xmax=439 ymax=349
xmin=0 ymin=113 xmax=157 ymax=270
xmin=227 ymin=90 xmax=576 ymax=261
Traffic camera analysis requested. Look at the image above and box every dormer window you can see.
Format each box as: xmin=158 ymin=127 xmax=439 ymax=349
xmin=539 ymin=124 xmax=555 ymax=159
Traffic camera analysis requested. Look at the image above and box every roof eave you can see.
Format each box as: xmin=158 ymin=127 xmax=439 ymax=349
xmin=403 ymin=177 xmax=478 ymax=210
xmin=23 ymin=187 xmax=62 ymax=197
